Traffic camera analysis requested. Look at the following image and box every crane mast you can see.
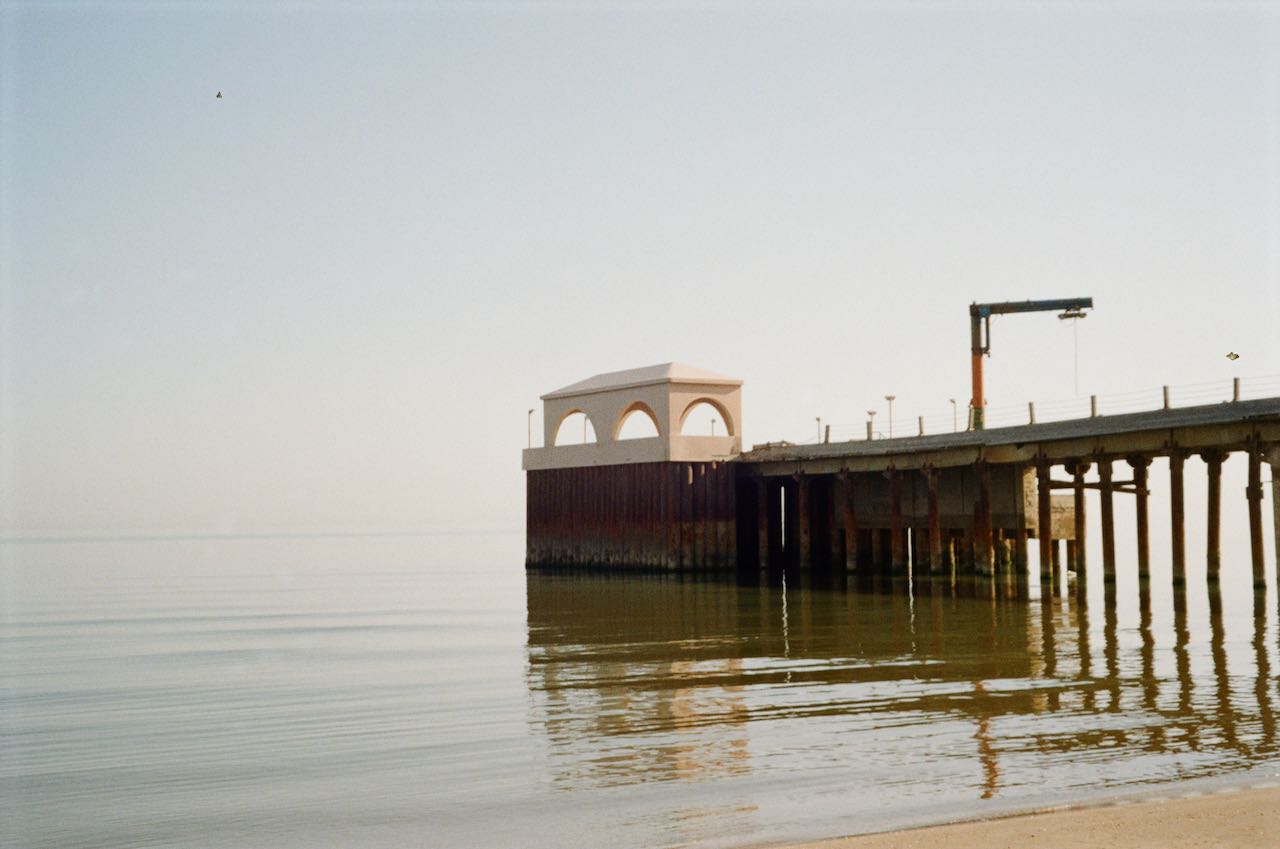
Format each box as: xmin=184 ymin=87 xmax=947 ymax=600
xmin=969 ymin=297 xmax=1093 ymax=430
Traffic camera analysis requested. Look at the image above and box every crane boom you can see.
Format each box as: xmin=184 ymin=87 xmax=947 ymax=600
xmin=969 ymin=297 xmax=1093 ymax=430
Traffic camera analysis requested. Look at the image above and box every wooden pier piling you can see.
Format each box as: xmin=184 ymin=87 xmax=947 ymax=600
xmin=888 ymin=469 xmax=906 ymax=572
xmin=1170 ymin=450 xmax=1187 ymax=586
xmin=1037 ymin=462 xmax=1053 ymax=584
xmin=926 ymin=467 xmax=943 ymax=573
xmin=1051 ymin=541 xmax=1063 ymax=594
xmin=1098 ymin=458 xmax=1116 ymax=583
xmin=1070 ymin=461 xmax=1089 ymax=576
xmin=1204 ymin=449 xmax=1225 ymax=582
xmin=839 ymin=472 xmax=859 ymax=572
xmin=795 ymin=473 xmax=812 ymax=569
xmin=1128 ymin=455 xmax=1151 ymax=582
xmin=1248 ymin=443 xmax=1265 ymax=588
xmin=1269 ymin=447 xmax=1280 ymax=586
xmin=756 ymin=478 xmax=770 ymax=569
xmin=976 ymin=462 xmax=994 ymax=575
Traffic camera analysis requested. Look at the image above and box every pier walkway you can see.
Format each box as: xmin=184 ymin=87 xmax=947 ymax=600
xmin=743 ymin=396 xmax=1280 ymax=471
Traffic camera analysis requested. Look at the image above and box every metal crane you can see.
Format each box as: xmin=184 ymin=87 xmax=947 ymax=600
xmin=969 ymin=297 xmax=1093 ymax=430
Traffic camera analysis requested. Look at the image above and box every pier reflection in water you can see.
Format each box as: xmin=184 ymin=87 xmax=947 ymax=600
xmin=526 ymin=567 xmax=1280 ymax=845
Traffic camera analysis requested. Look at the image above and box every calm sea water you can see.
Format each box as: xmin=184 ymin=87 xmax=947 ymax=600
xmin=3 ymin=532 xmax=1279 ymax=849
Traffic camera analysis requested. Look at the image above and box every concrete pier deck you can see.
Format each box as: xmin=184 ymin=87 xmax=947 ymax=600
xmin=742 ymin=397 xmax=1280 ymax=473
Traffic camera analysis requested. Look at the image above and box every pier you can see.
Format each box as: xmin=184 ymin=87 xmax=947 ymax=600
xmin=524 ymin=363 xmax=1280 ymax=593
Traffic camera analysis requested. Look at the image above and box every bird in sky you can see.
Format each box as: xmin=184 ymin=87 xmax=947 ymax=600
xmin=216 ymin=91 xmax=223 ymax=99
xmin=1227 ymin=352 xmax=1240 ymax=360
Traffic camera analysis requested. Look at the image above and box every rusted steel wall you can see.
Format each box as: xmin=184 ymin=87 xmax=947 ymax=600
xmin=526 ymin=461 xmax=737 ymax=570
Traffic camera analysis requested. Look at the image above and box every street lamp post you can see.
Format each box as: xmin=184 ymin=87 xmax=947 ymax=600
xmin=711 ymin=418 xmax=718 ymax=436
xmin=949 ymin=399 xmax=957 ymax=433
xmin=527 ymin=408 xmax=535 ymax=448
xmin=816 ymin=416 xmax=822 ymax=443
xmin=866 ymin=410 xmax=877 ymax=440
xmin=885 ymin=395 xmax=896 ymax=438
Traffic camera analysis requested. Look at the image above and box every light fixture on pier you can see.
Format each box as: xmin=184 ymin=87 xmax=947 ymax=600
xmin=1058 ymin=305 xmax=1089 ymax=396
xmin=884 ymin=395 xmax=896 ymax=438
xmin=949 ymin=399 xmax=957 ymax=433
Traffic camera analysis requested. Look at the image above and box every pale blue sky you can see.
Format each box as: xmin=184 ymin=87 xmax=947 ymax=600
xmin=3 ymin=1 xmax=1278 ymax=536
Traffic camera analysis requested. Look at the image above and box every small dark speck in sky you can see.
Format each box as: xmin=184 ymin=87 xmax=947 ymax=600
xmin=1227 ymin=352 xmax=1240 ymax=360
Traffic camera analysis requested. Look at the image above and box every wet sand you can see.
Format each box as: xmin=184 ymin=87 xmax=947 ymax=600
xmin=780 ymin=785 xmax=1280 ymax=849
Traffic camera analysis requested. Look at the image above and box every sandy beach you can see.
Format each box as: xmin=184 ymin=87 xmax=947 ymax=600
xmin=779 ymin=785 xmax=1280 ymax=849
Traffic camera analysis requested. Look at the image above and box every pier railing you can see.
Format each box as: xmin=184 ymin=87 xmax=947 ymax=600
xmin=813 ymin=374 xmax=1280 ymax=444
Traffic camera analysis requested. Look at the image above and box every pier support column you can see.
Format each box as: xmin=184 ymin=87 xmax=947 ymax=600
xmin=1037 ymin=461 xmax=1053 ymax=585
xmin=926 ymin=468 xmax=943 ymax=573
xmin=1248 ymin=442 xmax=1266 ymax=588
xmin=1203 ymin=450 xmax=1226 ymax=582
xmin=888 ymin=468 xmax=906 ymax=572
xmin=912 ymin=527 xmax=929 ymax=576
xmin=1069 ymin=461 xmax=1090 ymax=576
xmin=1269 ymin=447 xmax=1280 ymax=588
xmin=1170 ymin=450 xmax=1187 ymax=586
xmin=976 ymin=462 xmax=994 ymax=576
xmin=839 ymin=472 xmax=859 ymax=572
xmin=1098 ymin=458 xmax=1116 ymax=583
xmin=1051 ymin=540 xmax=1063 ymax=594
xmin=1128 ymin=455 xmax=1151 ymax=583
xmin=1014 ymin=527 xmax=1029 ymax=574
xmin=795 ymin=473 xmax=812 ymax=570
xmin=755 ymin=478 xmax=770 ymax=570
xmin=829 ymin=477 xmax=844 ymax=570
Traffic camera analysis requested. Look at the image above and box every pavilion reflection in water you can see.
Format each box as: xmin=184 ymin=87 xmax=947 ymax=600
xmin=525 ymin=570 xmax=1279 ymax=798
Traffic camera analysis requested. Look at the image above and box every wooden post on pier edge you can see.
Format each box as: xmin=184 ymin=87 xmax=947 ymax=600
xmin=1098 ymin=458 xmax=1116 ymax=583
xmin=1172 ymin=450 xmax=1187 ymax=583
xmin=795 ymin=473 xmax=812 ymax=570
xmin=1169 ymin=450 xmax=1187 ymax=585
xmin=1269 ymin=446 xmax=1280 ymax=587
xmin=976 ymin=462 xmax=994 ymax=575
xmin=926 ymin=468 xmax=943 ymax=573
xmin=1203 ymin=449 xmax=1225 ymax=582
xmin=1051 ymin=541 xmax=1063 ymax=593
xmin=888 ymin=469 xmax=906 ymax=572
xmin=1070 ymin=461 xmax=1089 ymax=576
xmin=839 ymin=471 xmax=859 ymax=572
xmin=1248 ymin=442 xmax=1266 ymax=588
xmin=1037 ymin=461 xmax=1053 ymax=584
xmin=1128 ymin=455 xmax=1151 ymax=583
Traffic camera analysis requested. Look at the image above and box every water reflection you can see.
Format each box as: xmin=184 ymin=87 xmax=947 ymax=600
xmin=526 ymin=569 xmax=1280 ymax=808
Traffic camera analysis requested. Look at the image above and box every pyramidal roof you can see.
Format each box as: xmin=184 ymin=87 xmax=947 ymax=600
xmin=542 ymin=362 xmax=741 ymax=399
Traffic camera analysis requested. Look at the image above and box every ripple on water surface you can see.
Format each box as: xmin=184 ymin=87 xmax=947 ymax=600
xmin=3 ymin=534 xmax=1280 ymax=848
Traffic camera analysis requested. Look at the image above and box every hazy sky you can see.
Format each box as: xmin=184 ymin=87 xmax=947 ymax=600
xmin=3 ymin=1 xmax=1278 ymax=536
